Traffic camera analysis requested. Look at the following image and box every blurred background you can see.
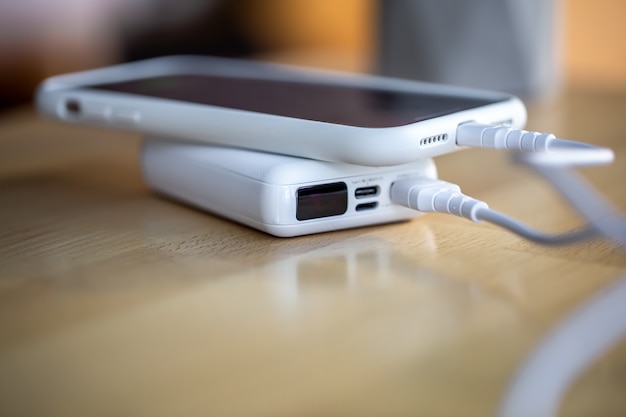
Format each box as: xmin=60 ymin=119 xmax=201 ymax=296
xmin=1 ymin=0 xmax=625 ymax=111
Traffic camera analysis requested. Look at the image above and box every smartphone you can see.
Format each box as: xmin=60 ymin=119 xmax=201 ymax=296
xmin=37 ymin=55 xmax=526 ymax=166
xmin=141 ymin=137 xmax=438 ymax=237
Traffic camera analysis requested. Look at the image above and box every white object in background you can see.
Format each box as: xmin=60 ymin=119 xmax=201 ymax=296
xmin=378 ymin=0 xmax=562 ymax=98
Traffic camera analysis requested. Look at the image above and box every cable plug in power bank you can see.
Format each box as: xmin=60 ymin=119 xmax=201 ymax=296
xmin=141 ymin=138 xmax=438 ymax=237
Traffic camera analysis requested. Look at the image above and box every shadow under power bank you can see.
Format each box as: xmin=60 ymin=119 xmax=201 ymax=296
xmin=141 ymin=138 xmax=438 ymax=237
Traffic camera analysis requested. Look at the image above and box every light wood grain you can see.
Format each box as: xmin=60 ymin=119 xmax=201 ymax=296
xmin=0 ymin=89 xmax=625 ymax=417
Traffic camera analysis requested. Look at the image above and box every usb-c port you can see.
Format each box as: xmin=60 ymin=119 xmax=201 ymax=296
xmin=356 ymin=202 xmax=378 ymax=211
xmin=355 ymin=186 xmax=379 ymax=198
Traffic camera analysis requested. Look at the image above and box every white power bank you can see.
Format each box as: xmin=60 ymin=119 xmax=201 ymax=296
xmin=140 ymin=138 xmax=438 ymax=237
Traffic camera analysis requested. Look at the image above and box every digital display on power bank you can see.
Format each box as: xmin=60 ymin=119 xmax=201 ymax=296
xmin=296 ymin=182 xmax=348 ymax=221
xmin=90 ymin=74 xmax=504 ymax=128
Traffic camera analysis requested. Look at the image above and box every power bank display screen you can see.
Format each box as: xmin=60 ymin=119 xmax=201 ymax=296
xmin=90 ymin=74 xmax=504 ymax=128
xmin=296 ymin=182 xmax=348 ymax=221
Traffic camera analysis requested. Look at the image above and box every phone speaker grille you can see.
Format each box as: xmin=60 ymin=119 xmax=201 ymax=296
xmin=419 ymin=133 xmax=448 ymax=147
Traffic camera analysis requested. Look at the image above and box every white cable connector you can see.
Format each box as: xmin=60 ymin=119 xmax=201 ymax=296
xmin=390 ymin=178 xmax=487 ymax=222
xmin=390 ymin=177 xmax=599 ymax=245
xmin=456 ymin=122 xmax=615 ymax=166
xmin=457 ymin=122 xmax=555 ymax=152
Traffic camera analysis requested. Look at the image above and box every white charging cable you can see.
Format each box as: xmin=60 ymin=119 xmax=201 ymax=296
xmin=456 ymin=122 xmax=615 ymax=164
xmin=497 ymin=273 xmax=626 ymax=417
xmin=421 ymin=123 xmax=626 ymax=416
xmin=390 ymin=123 xmax=626 ymax=248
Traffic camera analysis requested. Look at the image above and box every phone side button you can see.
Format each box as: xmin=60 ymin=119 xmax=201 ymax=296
xmin=109 ymin=109 xmax=141 ymax=126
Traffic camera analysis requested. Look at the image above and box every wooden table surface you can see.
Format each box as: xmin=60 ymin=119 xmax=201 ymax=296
xmin=0 ymin=87 xmax=625 ymax=417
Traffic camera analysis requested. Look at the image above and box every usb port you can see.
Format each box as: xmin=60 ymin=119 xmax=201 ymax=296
xmin=355 ymin=186 xmax=379 ymax=199
xmin=356 ymin=202 xmax=378 ymax=211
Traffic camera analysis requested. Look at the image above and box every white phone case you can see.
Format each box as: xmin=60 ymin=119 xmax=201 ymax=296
xmin=37 ymin=56 xmax=527 ymax=166
xmin=141 ymin=138 xmax=438 ymax=237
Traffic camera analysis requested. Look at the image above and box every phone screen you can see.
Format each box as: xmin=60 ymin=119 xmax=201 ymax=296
xmin=90 ymin=74 xmax=504 ymax=128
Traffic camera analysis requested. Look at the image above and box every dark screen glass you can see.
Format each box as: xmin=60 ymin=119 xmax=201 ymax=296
xmin=296 ymin=182 xmax=348 ymax=221
xmin=91 ymin=74 xmax=503 ymax=128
